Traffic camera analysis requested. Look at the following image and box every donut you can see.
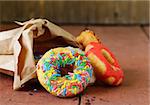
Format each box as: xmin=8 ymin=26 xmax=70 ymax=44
xmin=36 ymin=47 xmax=93 ymax=97
xmin=76 ymin=30 xmax=124 ymax=86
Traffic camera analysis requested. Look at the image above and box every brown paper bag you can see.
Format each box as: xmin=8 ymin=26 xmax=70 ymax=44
xmin=0 ymin=19 xmax=81 ymax=90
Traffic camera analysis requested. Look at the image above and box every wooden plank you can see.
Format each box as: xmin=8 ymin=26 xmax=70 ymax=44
xmin=80 ymin=26 xmax=149 ymax=105
xmin=0 ymin=1 xmax=39 ymax=22
xmin=113 ymin=1 xmax=130 ymax=24
xmin=93 ymin=1 xmax=115 ymax=24
xmin=61 ymin=25 xmax=86 ymax=37
xmin=0 ymin=1 xmax=149 ymax=25
xmin=0 ymin=74 xmax=79 ymax=105
xmin=129 ymin=1 xmax=149 ymax=24
xmin=143 ymin=26 xmax=149 ymax=38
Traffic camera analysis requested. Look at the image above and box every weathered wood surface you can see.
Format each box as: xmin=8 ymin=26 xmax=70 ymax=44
xmin=143 ymin=26 xmax=149 ymax=38
xmin=0 ymin=1 xmax=149 ymax=25
xmin=0 ymin=25 xmax=149 ymax=105
xmin=0 ymin=74 xmax=79 ymax=105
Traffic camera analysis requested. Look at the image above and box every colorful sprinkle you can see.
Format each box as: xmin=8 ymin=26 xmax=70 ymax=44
xmin=36 ymin=47 xmax=93 ymax=97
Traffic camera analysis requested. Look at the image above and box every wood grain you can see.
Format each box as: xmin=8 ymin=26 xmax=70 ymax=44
xmin=0 ymin=1 xmax=149 ymax=25
xmin=143 ymin=26 xmax=149 ymax=38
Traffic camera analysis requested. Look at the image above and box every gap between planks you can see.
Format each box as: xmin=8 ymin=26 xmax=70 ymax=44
xmin=140 ymin=25 xmax=149 ymax=39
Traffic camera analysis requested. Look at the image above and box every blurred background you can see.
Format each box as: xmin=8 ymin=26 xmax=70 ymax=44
xmin=0 ymin=0 xmax=149 ymax=25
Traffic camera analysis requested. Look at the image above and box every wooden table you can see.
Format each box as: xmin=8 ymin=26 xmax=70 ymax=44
xmin=0 ymin=24 xmax=149 ymax=105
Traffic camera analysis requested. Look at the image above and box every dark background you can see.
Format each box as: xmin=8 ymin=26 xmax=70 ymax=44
xmin=0 ymin=1 xmax=149 ymax=25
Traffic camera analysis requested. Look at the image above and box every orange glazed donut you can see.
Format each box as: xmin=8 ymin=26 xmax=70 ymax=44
xmin=76 ymin=30 xmax=124 ymax=86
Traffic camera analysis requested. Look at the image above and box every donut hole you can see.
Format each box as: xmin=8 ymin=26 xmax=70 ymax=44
xmin=60 ymin=64 xmax=74 ymax=77
xmin=101 ymin=49 xmax=114 ymax=65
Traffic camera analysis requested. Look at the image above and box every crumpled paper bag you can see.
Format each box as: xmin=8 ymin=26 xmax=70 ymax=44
xmin=0 ymin=19 xmax=81 ymax=90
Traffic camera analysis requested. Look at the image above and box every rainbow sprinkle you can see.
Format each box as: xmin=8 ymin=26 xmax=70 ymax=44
xmin=37 ymin=47 xmax=93 ymax=97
